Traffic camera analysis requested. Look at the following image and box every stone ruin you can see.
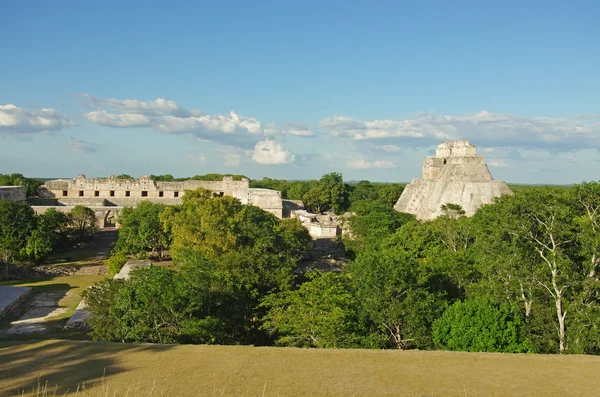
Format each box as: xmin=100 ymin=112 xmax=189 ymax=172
xmin=0 ymin=186 xmax=26 ymax=202
xmin=34 ymin=174 xmax=284 ymax=227
xmin=394 ymin=140 xmax=513 ymax=220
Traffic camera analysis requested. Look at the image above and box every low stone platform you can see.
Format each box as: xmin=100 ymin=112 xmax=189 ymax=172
xmin=65 ymin=300 xmax=91 ymax=330
xmin=0 ymin=286 xmax=33 ymax=320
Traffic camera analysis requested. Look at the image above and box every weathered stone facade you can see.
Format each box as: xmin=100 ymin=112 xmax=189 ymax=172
xmin=291 ymin=210 xmax=341 ymax=238
xmin=0 ymin=186 xmax=26 ymax=202
xmin=35 ymin=174 xmax=283 ymax=226
xmin=39 ymin=174 xmax=251 ymax=205
xmin=394 ymin=140 xmax=513 ymax=220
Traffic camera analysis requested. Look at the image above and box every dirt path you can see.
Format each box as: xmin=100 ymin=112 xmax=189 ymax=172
xmin=74 ymin=229 xmax=118 ymax=275
xmin=91 ymin=229 xmax=118 ymax=261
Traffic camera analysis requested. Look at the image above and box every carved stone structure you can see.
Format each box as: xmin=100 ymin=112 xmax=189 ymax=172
xmin=0 ymin=186 xmax=26 ymax=202
xmin=394 ymin=140 xmax=513 ymax=220
xmin=291 ymin=210 xmax=341 ymax=238
xmin=35 ymin=175 xmax=283 ymax=227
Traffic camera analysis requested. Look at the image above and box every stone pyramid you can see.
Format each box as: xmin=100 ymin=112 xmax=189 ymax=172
xmin=394 ymin=140 xmax=513 ymax=220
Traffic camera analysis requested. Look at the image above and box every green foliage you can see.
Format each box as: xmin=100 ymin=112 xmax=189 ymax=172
xmin=440 ymin=203 xmax=466 ymax=219
xmin=0 ymin=200 xmax=36 ymax=274
xmin=261 ymin=271 xmax=360 ymax=348
xmin=149 ymin=174 xmax=175 ymax=181
xmin=344 ymin=200 xmax=415 ymax=254
xmin=0 ymin=173 xmax=42 ymax=197
xmin=300 ymin=173 xmax=349 ymax=214
xmin=116 ymin=201 xmax=172 ymax=259
xmin=116 ymin=174 xmax=134 ymax=179
xmin=68 ymin=205 xmax=97 ymax=240
xmin=190 ymin=173 xmax=246 ymax=181
xmin=106 ymin=252 xmax=129 ymax=276
xmin=83 ymin=180 xmax=600 ymax=355
xmin=349 ymin=244 xmax=445 ymax=349
xmin=91 ymin=188 xmax=313 ymax=344
xmin=375 ymin=183 xmax=404 ymax=207
xmin=25 ymin=228 xmax=54 ymax=265
xmin=433 ymin=298 xmax=532 ymax=353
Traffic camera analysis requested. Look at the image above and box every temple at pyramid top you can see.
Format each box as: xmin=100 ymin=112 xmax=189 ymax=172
xmin=394 ymin=140 xmax=513 ymax=220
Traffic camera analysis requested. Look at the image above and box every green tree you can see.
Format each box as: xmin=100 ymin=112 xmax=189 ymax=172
xmin=348 ymin=180 xmax=378 ymax=207
xmin=261 ymin=271 xmax=359 ymax=348
xmin=0 ymin=200 xmax=36 ymax=276
xmin=25 ymin=228 xmax=54 ymax=264
xmin=302 ymin=184 xmax=329 ymax=213
xmin=116 ymin=201 xmax=172 ymax=259
xmin=0 ymin=173 xmax=41 ymax=196
xmin=318 ymin=172 xmax=348 ymax=214
xmin=68 ymin=205 xmax=97 ymax=240
xmin=433 ymin=298 xmax=532 ymax=353
xmin=161 ymin=188 xmax=312 ymax=344
xmin=375 ymin=183 xmax=404 ymax=207
xmin=349 ymin=244 xmax=445 ymax=349
xmin=343 ymin=200 xmax=415 ymax=255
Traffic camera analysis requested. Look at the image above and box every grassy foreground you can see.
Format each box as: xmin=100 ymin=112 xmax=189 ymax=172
xmin=2 ymin=340 xmax=600 ymax=396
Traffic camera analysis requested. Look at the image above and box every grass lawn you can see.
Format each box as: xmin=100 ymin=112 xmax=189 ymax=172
xmin=2 ymin=340 xmax=600 ymax=396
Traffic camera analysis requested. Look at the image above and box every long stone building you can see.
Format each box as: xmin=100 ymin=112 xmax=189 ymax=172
xmin=35 ymin=174 xmax=283 ymax=227
xmin=394 ymin=140 xmax=513 ymax=220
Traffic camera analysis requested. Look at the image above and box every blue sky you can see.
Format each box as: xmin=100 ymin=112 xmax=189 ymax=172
xmin=1 ymin=0 xmax=598 ymax=183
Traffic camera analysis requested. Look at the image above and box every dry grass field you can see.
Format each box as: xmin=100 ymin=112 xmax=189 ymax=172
xmin=2 ymin=340 xmax=600 ymax=396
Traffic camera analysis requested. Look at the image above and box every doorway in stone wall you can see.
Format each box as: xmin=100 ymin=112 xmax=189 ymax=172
xmin=103 ymin=210 xmax=116 ymax=228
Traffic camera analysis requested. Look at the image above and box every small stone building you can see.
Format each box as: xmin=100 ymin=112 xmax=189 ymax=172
xmin=394 ymin=140 xmax=513 ymax=220
xmin=291 ymin=210 xmax=340 ymax=238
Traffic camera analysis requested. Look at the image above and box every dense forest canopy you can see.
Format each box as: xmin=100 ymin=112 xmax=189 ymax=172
xmin=3 ymin=171 xmax=599 ymax=354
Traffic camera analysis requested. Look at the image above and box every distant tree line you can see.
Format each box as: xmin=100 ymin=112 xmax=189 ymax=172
xmin=251 ymin=174 xmax=404 ymax=214
xmin=149 ymin=173 xmax=248 ymax=182
xmin=0 ymin=173 xmax=42 ymax=197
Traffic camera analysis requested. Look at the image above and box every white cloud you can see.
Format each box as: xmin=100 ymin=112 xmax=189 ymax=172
xmin=83 ymin=110 xmax=151 ymax=128
xmin=284 ymin=123 xmax=314 ymax=137
xmin=185 ymin=153 xmax=207 ymax=165
xmin=81 ymin=94 xmax=264 ymax=148
xmin=321 ymin=111 xmax=600 ymax=151
xmin=0 ymin=104 xmax=72 ymax=134
xmin=224 ymin=152 xmax=242 ymax=167
xmin=252 ymin=140 xmax=295 ymax=165
xmin=214 ymin=146 xmax=245 ymax=167
xmin=488 ymin=160 xmax=510 ymax=168
xmin=77 ymin=94 xmax=181 ymax=115
xmin=69 ymin=137 xmax=101 ymax=153
xmin=347 ymin=159 xmax=396 ymax=169
xmin=374 ymin=144 xmax=402 ymax=153
xmin=155 ymin=111 xmax=261 ymax=135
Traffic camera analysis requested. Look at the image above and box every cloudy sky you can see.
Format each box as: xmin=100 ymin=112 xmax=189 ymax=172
xmin=1 ymin=1 xmax=598 ymax=184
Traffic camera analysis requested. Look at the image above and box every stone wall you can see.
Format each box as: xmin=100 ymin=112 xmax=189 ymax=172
xmin=231 ymin=188 xmax=283 ymax=218
xmin=36 ymin=175 xmax=284 ymax=222
xmin=394 ymin=140 xmax=513 ymax=220
xmin=0 ymin=186 xmax=26 ymax=202
xmin=39 ymin=174 xmax=250 ymax=202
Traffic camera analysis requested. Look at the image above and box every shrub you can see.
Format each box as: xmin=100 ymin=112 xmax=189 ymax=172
xmin=106 ymin=252 xmax=128 ymax=276
xmin=433 ymin=297 xmax=532 ymax=353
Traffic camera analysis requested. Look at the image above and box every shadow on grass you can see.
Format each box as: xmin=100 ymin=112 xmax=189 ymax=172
xmin=0 ymin=339 xmax=174 ymax=395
